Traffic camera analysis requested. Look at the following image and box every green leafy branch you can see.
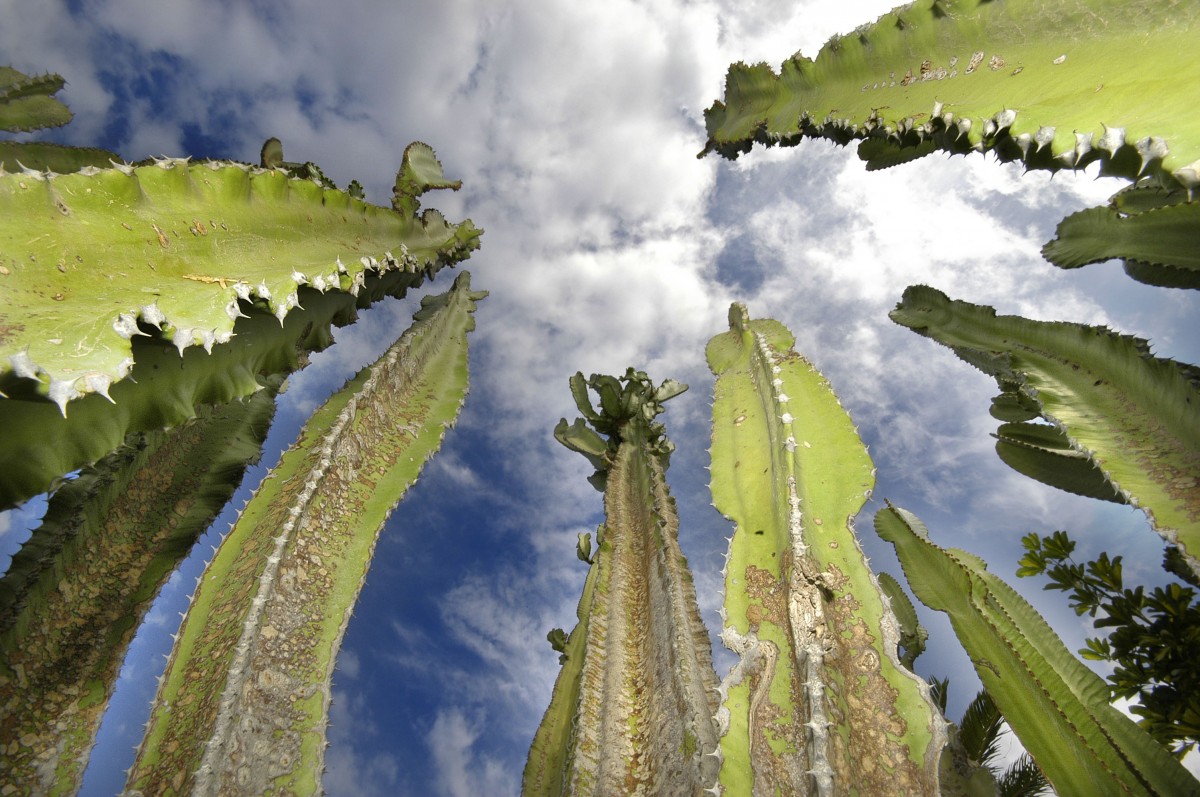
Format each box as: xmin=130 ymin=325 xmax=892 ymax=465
xmin=1018 ymin=530 xmax=1200 ymax=757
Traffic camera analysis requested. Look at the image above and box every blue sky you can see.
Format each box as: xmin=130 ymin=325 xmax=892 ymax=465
xmin=2 ymin=1 xmax=1198 ymax=794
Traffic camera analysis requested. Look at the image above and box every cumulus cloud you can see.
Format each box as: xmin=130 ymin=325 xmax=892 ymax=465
xmin=427 ymin=708 xmax=516 ymax=797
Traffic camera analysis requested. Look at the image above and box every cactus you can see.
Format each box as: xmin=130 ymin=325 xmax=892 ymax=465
xmin=707 ymin=304 xmax=944 ymax=795
xmin=699 ymin=0 xmax=1200 ymax=193
xmin=0 ymin=383 xmax=279 ymax=796
xmin=0 ymin=140 xmax=480 ymax=508
xmin=889 ymin=285 xmax=1200 ymax=573
xmin=992 ymin=421 xmax=1129 ymax=505
xmin=1042 ymin=182 xmax=1200 ymax=289
xmin=876 ymin=503 xmax=1200 ymax=796
xmin=524 ymin=370 xmax=722 ymax=796
xmin=123 ymin=272 xmax=484 ymax=796
xmin=0 ymin=67 xmax=73 ymax=133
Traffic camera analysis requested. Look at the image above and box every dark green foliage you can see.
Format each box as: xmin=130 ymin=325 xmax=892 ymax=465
xmin=1018 ymin=531 xmax=1200 ymax=757
xmin=546 ymin=628 xmax=569 ymax=664
xmin=933 ymin=678 xmax=1051 ymax=797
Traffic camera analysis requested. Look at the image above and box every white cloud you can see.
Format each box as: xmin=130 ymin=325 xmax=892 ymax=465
xmin=427 ymin=708 xmax=516 ymax=797
xmin=325 ymin=688 xmax=401 ymax=797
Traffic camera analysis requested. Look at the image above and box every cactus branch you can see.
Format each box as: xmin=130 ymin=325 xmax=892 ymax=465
xmin=707 ymin=304 xmax=945 ymax=795
xmin=124 ymin=273 xmax=484 ymax=796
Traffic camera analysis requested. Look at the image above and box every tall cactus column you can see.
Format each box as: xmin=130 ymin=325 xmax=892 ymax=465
xmin=524 ymin=370 xmax=721 ymax=796
xmin=706 ymin=305 xmax=945 ymax=796
xmin=124 ymin=273 xmax=486 ymax=797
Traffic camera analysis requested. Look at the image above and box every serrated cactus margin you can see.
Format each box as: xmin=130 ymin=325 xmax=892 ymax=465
xmin=0 ymin=142 xmax=480 ymax=415
xmin=700 ymin=0 xmax=1200 ymax=193
xmin=123 ymin=273 xmax=485 ymax=797
xmin=890 ymin=285 xmax=1200 ymax=574
xmin=706 ymin=304 xmax=945 ymax=795
xmin=0 ymin=386 xmax=279 ymax=796
xmin=876 ymin=503 xmax=1200 ymax=796
xmin=0 ymin=142 xmax=481 ymax=509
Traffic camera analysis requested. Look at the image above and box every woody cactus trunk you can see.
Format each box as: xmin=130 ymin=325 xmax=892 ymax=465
xmin=125 ymin=274 xmax=485 ymax=796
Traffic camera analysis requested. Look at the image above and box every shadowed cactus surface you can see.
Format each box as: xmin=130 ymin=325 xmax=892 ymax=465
xmin=0 ymin=385 xmax=279 ymax=796
xmin=890 ymin=285 xmax=1200 ymax=575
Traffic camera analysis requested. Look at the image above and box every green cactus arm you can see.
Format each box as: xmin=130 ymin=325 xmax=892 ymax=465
xmin=0 ymin=142 xmax=480 ymax=415
xmin=125 ymin=273 xmax=484 ymax=797
xmin=700 ymin=0 xmax=1200 ymax=192
xmin=988 ymin=390 xmax=1041 ymax=423
xmin=707 ymin=303 xmax=944 ymax=795
xmin=525 ymin=372 xmax=718 ymax=796
xmin=0 ymin=384 xmax=278 ymax=797
xmin=522 ymin=532 xmax=604 ymax=796
xmin=552 ymin=417 xmax=610 ymax=474
xmin=875 ymin=503 xmax=1200 ymax=796
xmin=0 ymin=267 xmax=441 ymax=509
xmin=1042 ymin=201 xmax=1200 ymax=289
xmin=0 ymin=67 xmax=72 ymax=132
xmin=890 ymin=285 xmax=1200 ymax=570
xmin=391 ymin=141 xmax=463 ymax=216
xmin=0 ymin=141 xmax=122 ymax=173
xmin=876 ymin=572 xmax=928 ymax=670
xmin=993 ymin=421 xmax=1129 ymax=504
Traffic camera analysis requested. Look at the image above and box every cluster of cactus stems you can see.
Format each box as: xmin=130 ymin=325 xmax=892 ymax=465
xmin=532 ymin=1 xmax=1199 ymax=794
xmin=527 ymin=370 xmax=721 ymax=795
xmin=0 ymin=385 xmax=280 ymax=795
xmin=4 ymin=0 xmax=1200 ymax=793
xmin=2 ymin=66 xmax=489 ymax=796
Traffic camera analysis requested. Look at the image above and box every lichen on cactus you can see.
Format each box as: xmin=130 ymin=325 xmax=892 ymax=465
xmin=877 ymin=503 xmax=1200 ymax=796
xmin=0 ymin=383 xmax=280 ymax=796
xmin=700 ymin=0 xmax=1200 ymax=193
xmin=524 ymin=370 xmax=721 ymax=796
xmin=706 ymin=303 xmax=945 ymax=795
xmin=890 ymin=285 xmax=1200 ymax=574
xmin=124 ymin=272 xmax=485 ymax=797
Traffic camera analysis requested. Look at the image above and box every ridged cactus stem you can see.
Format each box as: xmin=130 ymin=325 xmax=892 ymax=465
xmin=707 ymin=304 xmax=945 ymax=795
xmin=525 ymin=371 xmax=719 ymax=796
xmin=0 ymin=387 xmax=278 ymax=796
xmin=890 ymin=285 xmax=1200 ymax=574
xmin=877 ymin=503 xmax=1200 ymax=796
xmin=123 ymin=273 xmax=485 ymax=797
